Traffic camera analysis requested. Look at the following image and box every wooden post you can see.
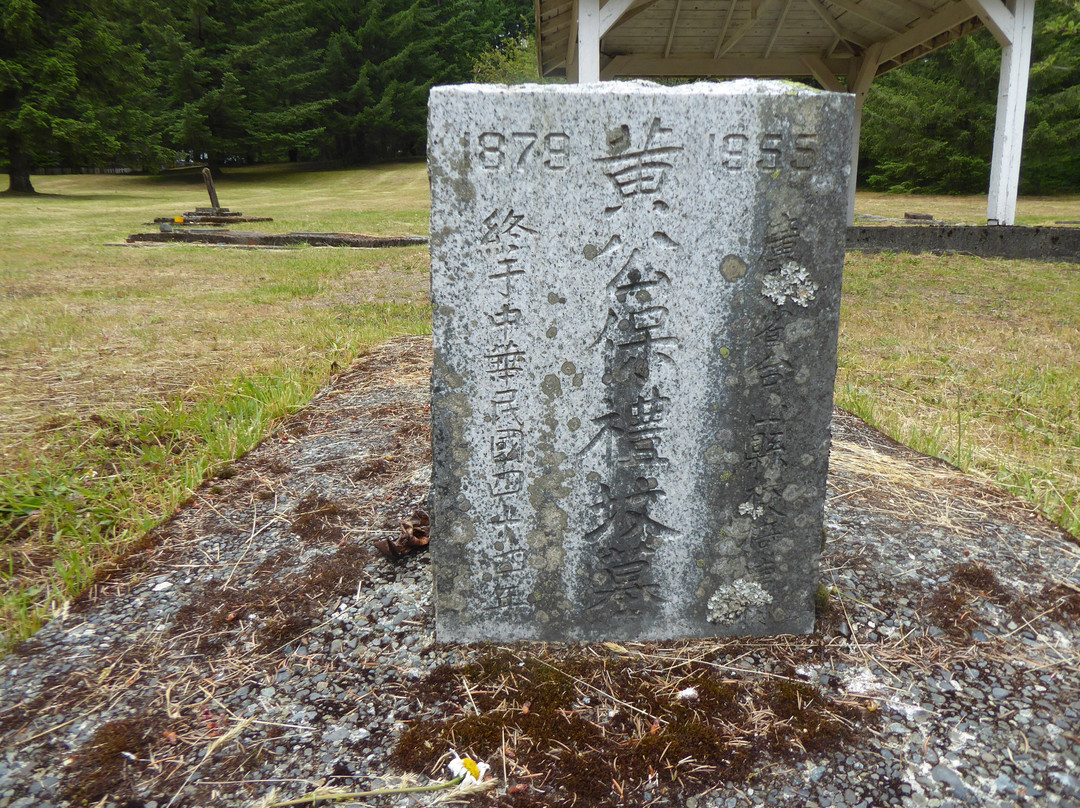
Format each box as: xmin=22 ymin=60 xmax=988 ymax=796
xmin=846 ymin=43 xmax=881 ymax=225
xmin=577 ymin=0 xmax=601 ymax=82
xmin=202 ymin=167 xmax=221 ymax=211
xmin=984 ymin=0 xmax=1035 ymax=226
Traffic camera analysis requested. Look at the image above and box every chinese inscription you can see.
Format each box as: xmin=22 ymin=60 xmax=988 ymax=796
xmin=428 ymin=81 xmax=853 ymax=642
xmin=480 ymin=206 xmax=536 ymax=613
xmin=581 ymin=118 xmax=683 ymax=620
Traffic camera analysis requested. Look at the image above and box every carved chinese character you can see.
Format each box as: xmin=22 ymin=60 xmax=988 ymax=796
xmin=492 ymin=579 xmax=530 ymax=609
xmin=581 ymin=387 xmax=671 ymax=464
xmin=482 ymin=208 xmax=538 ymax=244
xmin=491 ymin=386 xmax=522 ymax=424
xmin=586 ymin=545 xmax=662 ymax=614
xmin=753 ymin=321 xmax=784 ymax=345
xmin=740 ymin=493 xmax=787 ymax=524
xmin=586 ymin=478 xmax=677 ymax=542
xmin=490 ymin=469 xmax=524 ymax=498
xmin=594 ymin=118 xmax=683 ymax=197
xmin=487 ymin=303 xmax=522 ymax=330
xmin=484 ymin=342 xmax=526 ymax=380
xmin=489 ymin=498 xmax=521 ymax=526
xmin=608 ymin=251 xmax=671 ymax=301
xmin=747 ymin=417 xmax=785 ymax=460
xmin=762 ymin=213 xmax=800 ymax=266
xmin=490 ymin=427 xmax=522 ymax=464
xmin=752 ymin=354 xmax=792 ymax=388
xmin=491 ymin=546 xmax=527 ymax=572
xmin=488 ymin=258 xmax=524 ymax=297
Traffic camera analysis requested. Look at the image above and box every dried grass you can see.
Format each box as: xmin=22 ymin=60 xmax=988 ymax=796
xmin=852 ymin=192 xmax=1080 ymax=226
xmin=0 ymin=167 xmax=432 ymax=647
xmin=6 ymin=338 xmax=1078 ymax=808
xmin=838 ymin=250 xmax=1080 ymax=537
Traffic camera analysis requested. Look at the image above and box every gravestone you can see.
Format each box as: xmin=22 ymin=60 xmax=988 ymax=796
xmin=202 ymin=167 xmax=221 ymax=211
xmin=428 ymin=81 xmax=852 ymax=642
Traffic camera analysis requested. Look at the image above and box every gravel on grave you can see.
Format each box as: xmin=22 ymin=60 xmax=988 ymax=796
xmin=0 ymin=336 xmax=1077 ymax=808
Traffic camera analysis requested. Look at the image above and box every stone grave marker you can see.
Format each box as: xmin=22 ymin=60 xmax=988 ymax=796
xmin=202 ymin=167 xmax=221 ymax=211
xmin=428 ymin=81 xmax=853 ymax=641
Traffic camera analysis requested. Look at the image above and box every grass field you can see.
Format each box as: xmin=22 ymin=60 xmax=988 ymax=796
xmin=838 ymin=251 xmax=1079 ymax=536
xmin=0 ymin=164 xmax=431 ymax=646
xmin=0 ymin=164 xmax=1077 ymax=649
xmin=854 ymin=192 xmax=1080 ymax=226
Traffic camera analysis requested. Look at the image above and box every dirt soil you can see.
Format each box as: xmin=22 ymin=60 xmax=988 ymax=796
xmin=0 ymin=336 xmax=1077 ymax=808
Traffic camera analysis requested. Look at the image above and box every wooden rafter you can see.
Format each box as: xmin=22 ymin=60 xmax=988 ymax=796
xmin=825 ymin=0 xmax=905 ymax=33
xmin=764 ymin=0 xmax=794 ymax=57
xmin=601 ymin=53 xmax=849 ymax=78
xmin=599 ymin=0 xmax=636 ymax=33
xmin=965 ymin=0 xmax=1015 ymax=46
xmin=878 ymin=18 xmax=982 ymax=72
xmin=604 ymin=0 xmax=665 ymax=31
xmin=540 ymin=15 xmax=572 ymax=37
xmin=802 ymin=54 xmax=845 ymax=89
xmin=878 ymin=0 xmax=976 ymax=63
xmin=566 ymin=0 xmax=579 ymax=76
xmin=875 ymin=0 xmax=931 ymax=20
xmin=713 ymin=0 xmax=740 ymax=58
xmin=716 ymin=0 xmax=776 ymax=58
xmin=801 ymin=0 xmax=872 ymax=49
xmin=665 ymin=0 xmax=683 ymax=57
xmin=539 ymin=0 xmax=574 ymax=33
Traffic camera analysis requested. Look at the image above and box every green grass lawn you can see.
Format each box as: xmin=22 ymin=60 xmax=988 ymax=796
xmin=838 ymin=251 xmax=1079 ymax=536
xmin=853 ymin=192 xmax=1080 ymax=226
xmin=0 ymin=163 xmax=432 ymax=647
xmin=0 ymin=164 xmax=1077 ymax=650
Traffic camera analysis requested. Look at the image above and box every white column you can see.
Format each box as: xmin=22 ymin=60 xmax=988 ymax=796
xmin=986 ymin=0 xmax=1035 ymax=225
xmin=577 ymin=0 xmax=602 ymax=83
xmin=847 ymin=44 xmax=881 ymax=225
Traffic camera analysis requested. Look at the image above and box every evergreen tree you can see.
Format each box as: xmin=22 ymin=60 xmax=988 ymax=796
xmin=1 ymin=0 xmax=161 ymax=193
xmin=144 ymin=0 xmax=328 ymax=172
xmin=473 ymin=33 xmax=542 ymax=84
xmin=318 ymin=0 xmax=534 ymax=163
xmin=1020 ymin=0 xmax=1080 ymax=193
xmin=232 ymin=0 xmax=329 ymax=163
xmin=860 ymin=0 xmax=1080 ymax=194
xmin=143 ymin=0 xmax=250 ymax=174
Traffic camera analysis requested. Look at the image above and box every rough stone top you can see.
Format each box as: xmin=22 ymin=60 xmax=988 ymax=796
xmin=432 ymin=79 xmax=841 ymax=99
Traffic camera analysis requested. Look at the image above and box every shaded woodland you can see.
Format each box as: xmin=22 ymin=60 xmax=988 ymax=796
xmin=1 ymin=0 xmax=1076 ymax=194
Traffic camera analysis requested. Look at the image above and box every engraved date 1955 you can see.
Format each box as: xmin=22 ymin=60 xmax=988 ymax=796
xmin=710 ymin=132 xmax=817 ymax=172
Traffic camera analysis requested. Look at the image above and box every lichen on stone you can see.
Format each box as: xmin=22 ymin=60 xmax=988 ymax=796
xmin=707 ymin=578 xmax=773 ymax=623
xmin=761 ymin=261 xmax=819 ymax=307
xmin=738 ymin=501 xmax=764 ymax=519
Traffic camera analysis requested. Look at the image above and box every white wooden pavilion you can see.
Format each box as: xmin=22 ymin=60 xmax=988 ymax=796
xmin=534 ymin=0 xmax=1036 ymax=224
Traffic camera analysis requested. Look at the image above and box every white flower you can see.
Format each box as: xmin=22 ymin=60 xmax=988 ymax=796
xmin=448 ymin=750 xmax=490 ymax=786
xmin=676 ymin=687 xmax=699 ymax=701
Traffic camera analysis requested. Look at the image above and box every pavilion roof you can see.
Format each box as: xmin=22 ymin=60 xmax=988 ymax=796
xmin=535 ymin=0 xmax=988 ymax=85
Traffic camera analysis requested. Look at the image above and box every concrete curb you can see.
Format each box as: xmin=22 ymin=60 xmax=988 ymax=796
xmin=846 ymin=225 xmax=1080 ymax=262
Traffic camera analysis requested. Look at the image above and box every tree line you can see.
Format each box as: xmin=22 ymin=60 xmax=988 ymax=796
xmin=2 ymin=0 xmax=1076 ymax=195
xmin=859 ymin=0 xmax=1079 ymax=195
xmin=1 ymin=0 xmax=531 ymax=192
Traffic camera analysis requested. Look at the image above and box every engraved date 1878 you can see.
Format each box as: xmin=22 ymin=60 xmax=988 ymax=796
xmin=477 ymin=131 xmax=570 ymax=171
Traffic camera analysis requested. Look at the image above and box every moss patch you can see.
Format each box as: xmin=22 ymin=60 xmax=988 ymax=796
xmin=170 ymin=542 xmax=371 ymax=655
xmin=60 ymin=717 xmax=164 ymax=805
xmin=924 ymin=561 xmax=1022 ymax=640
xmin=392 ymin=648 xmax=870 ymax=807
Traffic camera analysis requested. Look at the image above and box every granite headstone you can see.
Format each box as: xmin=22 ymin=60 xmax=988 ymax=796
xmin=428 ymin=81 xmax=853 ymax=641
